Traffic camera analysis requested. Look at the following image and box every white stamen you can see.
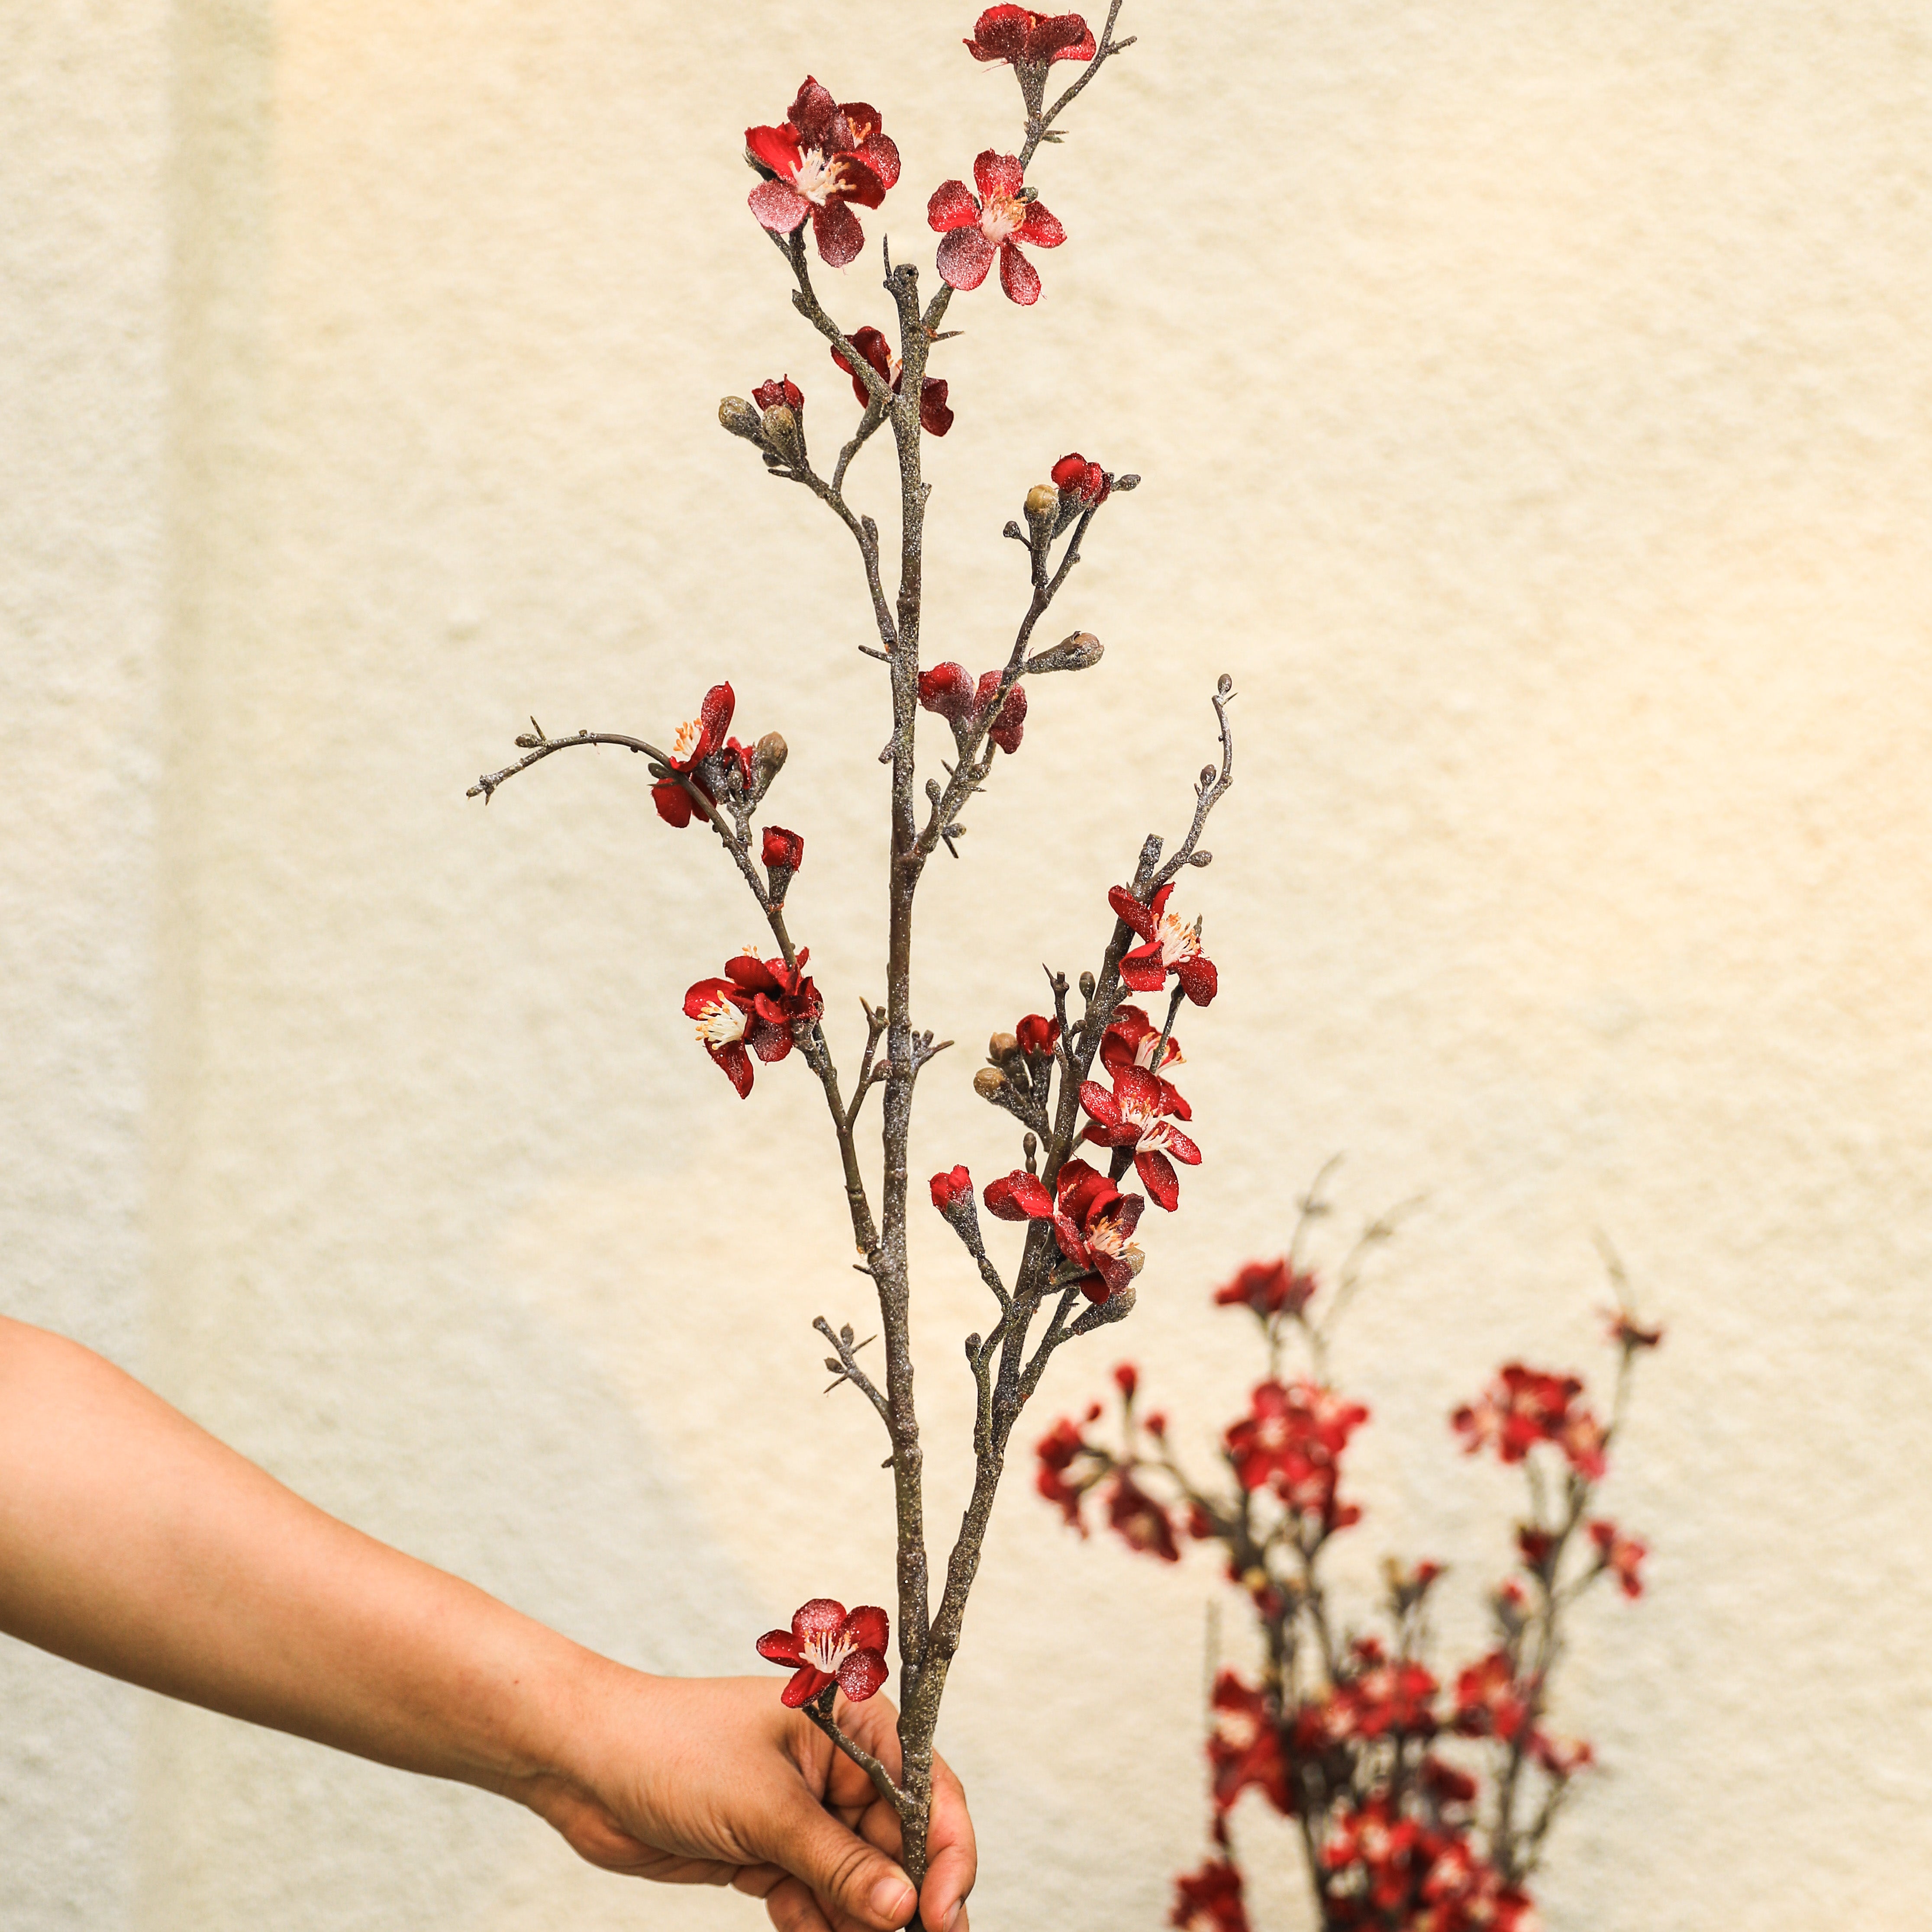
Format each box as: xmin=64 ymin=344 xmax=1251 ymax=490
xmin=671 ymin=717 xmax=703 ymax=762
xmin=802 ymin=1629 xmax=855 ymax=1674
xmin=693 ymin=998 xmax=748 ymax=1048
xmin=979 ymin=195 xmax=1025 ymax=246
xmin=792 ymin=147 xmax=841 ymax=208
xmin=1156 ymin=910 xmax=1202 ymax=968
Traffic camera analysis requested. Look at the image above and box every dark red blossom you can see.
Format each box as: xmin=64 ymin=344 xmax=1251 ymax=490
xmin=1452 ymin=1650 xmax=1531 ymax=1744
xmin=1079 ymin=1066 xmax=1201 ymax=1211
xmin=1453 ymin=1363 xmax=1607 ymax=1478
xmin=929 ymin=151 xmax=1066 ymax=306
xmin=1105 ymin=1470 xmax=1178 ymax=1561
xmin=751 ymin=375 xmax=803 ymax=412
xmin=1531 ymin=1730 xmax=1596 ymax=1778
xmin=1109 ymin=881 xmax=1218 ymax=1006
xmin=1035 ymin=1415 xmax=1099 ymax=1529
xmin=830 ymin=325 xmax=954 ymax=436
xmin=1225 ymin=1379 xmax=1367 ymax=1531
xmin=761 ymin=825 xmax=804 ymax=903
xmin=1516 ymin=1524 xmax=1555 ymax=1573
xmin=683 ymin=950 xmax=822 ymax=1098
xmin=1321 ymin=1799 xmax=1423 ymax=1913
xmin=976 ymin=670 xmax=1027 ymax=752
xmin=1215 ymin=1258 xmax=1317 ymax=1320
xmin=1051 ymin=451 xmax=1111 ymax=508
xmin=986 ymin=1156 xmax=1144 ymax=1301
xmin=755 ymin=1598 xmax=889 ymax=1708
xmin=917 ymin=662 xmax=1026 ymax=752
xmin=653 ymin=683 xmax=752 ymax=828
xmin=1589 ymin=1518 xmax=1647 ymax=1598
xmin=1207 ymin=1672 xmax=1290 ymax=1814
xmin=964 ymin=7 xmax=1096 ymax=67
xmin=1169 ymin=1858 xmax=1250 ymax=1932
xmin=1340 ymin=1639 xmax=1439 ymax=1739
xmin=917 ymin=661 xmax=978 ymax=722
xmin=1015 ymin=1013 xmax=1061 ymax=1056
xmin=984 ymin=1168 xmax=1053 ymax=1221
xmin=746 ymin=80 xmax=900 ymax=268
xmin=1113 ymin=1362 xmax=1138 ymax=1399
xmin=930 ymin=1165 xmax=974 ymax=1215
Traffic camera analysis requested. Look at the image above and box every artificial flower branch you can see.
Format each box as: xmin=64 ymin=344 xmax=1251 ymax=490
xmin=471 ymin=11 xmax=1229 ymax=1916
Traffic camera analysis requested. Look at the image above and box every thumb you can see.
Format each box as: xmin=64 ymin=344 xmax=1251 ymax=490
xmin=763 ymin=1787 xmax=919 ymax=1931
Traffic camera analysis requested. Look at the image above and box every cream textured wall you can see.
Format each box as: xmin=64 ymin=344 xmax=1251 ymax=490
xmin=4 ymin=3 xmax=1931 ymax=1928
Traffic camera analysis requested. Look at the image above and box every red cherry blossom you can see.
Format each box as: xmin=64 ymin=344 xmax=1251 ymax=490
xmin=1214 ymin=1258 xmax=1317 ymax=1320
xmin=1224 ymin=1379 xmax=1367 ymax=1531
xmin=746 ymin=80 xmax=900 ymax=269
xmin=985 ymin=1156 xmax=1145 ymax=1300
xmin=1207 ymin=1672 xmax=1290 ymax=1814
xmin=1169 ymin=1858 xmax=1250 ymax=1932
xmin=761 ymin=826 xmax=804 ymax=903
xmin=1035 ymin=1414 xmax=1098 ymax=1529
xmin=830 ymin=325 xmax=954 ymax=436
xmin=917 ymin=661 xmax=1027 ymax=752
xmin=1321 ymin=1798 xmax=1423 ymax=1911
xmin=683 ymin=949 xmax=822 ymax=1098
xmin=751 ymin=375 xmax=803 ymax=412
xmin=929 ymin=152 xmax=1066 ymax=306
xmin=1340 ymin=1639 xmax=1439 ymax=1740
xmin=1452 ymin=1650 xmax=1531 ymax=1744
xmin=1015 ymin=1012 xmax=1061 ymax=1056
xmin=1589 ymin=1518 xmax=1647 ymax=1597
xmin=1105 ymin=1470 xmax=1178 ymax=1561
xmin=930 ymin=1165 xmax=974 ymax=1214
xmin=1516 ymin=1524 xmax=1556 ymax=1573
xmin=975 ymin=670 xmax=1027 ymax=752
xmin=1108 ymin=882 xmax=1219 ymax=1006
xmin=964 ymin=7 xmax=1097 ymax=67
xmin=1079 ymin=1065 xmax=1201 ymax=1211
xmin=1100 ymin=1003 xmax=1190 ymax=1116
xmin=1051 ymin=451 xmax=1111 ymax=508
xmin=1453 ymin=1363 xmax=1606 ymax=1477
xmin=653 ymin=682 xmax=751 ymax=828
xmin=755 ymin=1597 xmax=890 ymax=1708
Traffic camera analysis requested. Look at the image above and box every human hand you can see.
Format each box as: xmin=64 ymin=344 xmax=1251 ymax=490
xmin=517 ymin=1668 xmax=975 ymax=1932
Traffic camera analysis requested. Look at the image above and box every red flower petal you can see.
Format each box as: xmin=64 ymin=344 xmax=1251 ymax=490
xmin=985 ymin=1170 xmax=1054 ymax=1220
xmin=699 ymin=683 xmax=735 ymax=748
xmin=787 ymin=78 xmax=839 ymax=145
xmin=998 ymin=241 xmax=1042 ymax=306
xmin=989 ymin=684 xmax=1027 ymax=753
xmin=749 ymin=177 xmax=810 ymax=234
xmin=832 ymin=155 xmax=887 ymax=213
xmin=1051 ymin=452 xmax=1090 ymax=490
xmin=1110 ymin=1193 xmax=1144 ymax=1240
xmin=652 ymin=782 xmax=693 ymax=828
xmin=726 ymin=955 xmax=782 ymax=994
xmin=683 ymin=976 xmax=740 ymax=1021
xmin=745 ymin=123 xmax=803 ymax=180
xmin=792 ymin=1598 xmax=847 ymax=1641
xmin=1018 ymin=200 xmax=1066 ymax=248
xmin=842 ymin=1603 xmax=890 ymax=1652
xmin=918 ymin=661 xmax=979 ymax=721
xmin=761 ymin=825 xmax=805 ymax=871
xmin=1015 ymin=1013 xmax=1061 ymax=1056
xmin=1118 ymin=950 xmax=1166 ymax=992
xmin=781 ymin=1665 xmax=833 ymax=1708
xmin=1029 ymin=13 xmax=1096 ymax=61
xmin=1078 ymin=1078 xmax=1122 ymax=1129
xmin=1113 ymin=1065 xmax=1164 ymax=1115
xmin=974 ymin=150 xmax=1025 ymax=201
xmin=936 ymin=226 xmax=996 ymax=290
xmin=855 ymin=130 xmax=901 ymax=193
xmin=1174 ymin=955 xmax=1219 ymax=1006
xmin=966 ymin=6 xmax=1032 ymax=60
xmin=1137 ymin=1147 xmax=1180 ymax=1210
xmin=927 ymin=177 xmax=981 ymax=232
xmin=1107 ymin=884 xmax=1157 ymax=941
xmin=931 ymin=1164 xmax=973 ymax=1211
xmin=838 ymin=1649 xmax=889 ymax=1701
xmin=1164 ymin=1127 xmax=1203 ymax=1166
xmin=811 ymin=200 xmax=865 ymax=267
xmin=756 ymin=1629 xmax=804 ymax=1664
xmin=708 ymin=1040 xmax=754 ymax=1099
xmin=919 ymin=377 xmax=954 ymax=437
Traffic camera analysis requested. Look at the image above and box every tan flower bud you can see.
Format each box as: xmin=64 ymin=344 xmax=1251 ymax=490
xmin=973 ymin=1067 xmax=1007 ymax=1099
xmin=760 ymin=402 xmax=807 ymax=470
xmin=751 ymin=731 xmax=788 ymax=805
xmin=1023 ymin=631 xmax=1104 ymax=676
xmin=987 ymin=1031 xmax=1019 ymax=1064
xmin=1024 ymin=483 xmax=1060 ymax=538
xmin=719 ymin=396 xmax=764 ymax=442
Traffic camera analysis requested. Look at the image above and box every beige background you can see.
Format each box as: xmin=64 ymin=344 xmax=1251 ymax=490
xmin=5 ymin=2 xmax=1932 ymax=1927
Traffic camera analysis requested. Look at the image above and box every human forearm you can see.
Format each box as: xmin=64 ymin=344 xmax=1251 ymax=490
xmin=0 ymin=1315 xmax=586 ymax=1794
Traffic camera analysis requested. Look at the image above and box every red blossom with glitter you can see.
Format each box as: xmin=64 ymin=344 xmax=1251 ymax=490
xmin=929 ymin=151 xmax=1067 ymax=306
xmin=1078 ymin=1065 xmax=1201 ymax=1210
xmin=1214 ymin=1257 xmax=1317 ymax=1321
xmin=755 ymin=1598 xmax=890 ymax=1708
xmin=752 ymin=375 xmax=803 ymax=413
xmin=652 ymin=682 xmax=751 ymax=828
xmin=832 ymin=325 xmax=955 ymax=437
xmin=1051 ymin=452 xmax=1111 ymax=508
xmin=1109 ymin=881 xmax=1219 ymax=1005
xmin=746 ymin=79 xmax=900 ymax=268
xmin=964 ymin=6 xmax=1097 ymax=68
xmin=683 ymin=949 xmax=822 ymax=1098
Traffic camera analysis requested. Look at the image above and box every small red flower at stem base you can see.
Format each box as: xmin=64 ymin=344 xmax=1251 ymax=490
xmin=1214 ymin=1258 xmax=1317 ymax=1319
xmin=755 ymin=1598 xmax=890 ymax=1707
xmin=929 ymin=152 xmax=1066 ymax=306
xmin=1170 ymin=1858 xmax=1251 ymax=1932
xmin=1051 ymin=451 xmax=1111 ymax=508
xmin=1105 ymin=1470 xmax=1178 ymax=1561
xmin=1079 ymin=1066 xmax=1201 ymax=1211
xmin=1108 ymin=881 xmax=1219 ymax=1006
xmin=653 ymin=682 xmax=743 ymax=828
xmin=746 ymin=80 xmax=900 ymax=269
xmin=751 ymin=376 xmax=803 ymax=412
xmin=930 ymin=1165 xmax=974 ymax=1214
xmin=1015 ymin=1012 xmax=1061 ymax=1056
xmin=1589 ymin=1518 xmax=1648 ymax=1597
xmin=964 ymin=7 xmax=1097 ymax=68
xmin=830 ymin=325 xmax=953 ymax=435
xmin=761 ymin=825 xmax=804 ymax=903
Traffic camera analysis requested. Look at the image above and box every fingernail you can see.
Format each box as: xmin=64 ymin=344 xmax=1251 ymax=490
xmin=871 ymin=1874 xmax=916 ymax=1925
xmin=943 ymin=1905 xmax=967 ymax=1932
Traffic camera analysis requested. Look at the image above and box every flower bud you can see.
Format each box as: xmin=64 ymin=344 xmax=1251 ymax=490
xmin=1024 ymin=631 xmax=1104 ymax=676
xmin=719 ymin=396 xmax=764 ymax=442
xmin=760 ymin=402 xmax=806 ymax=470
xmin=1015 ymin=1014 xmax=1060 ymax=1056
xmin=987 ymin=1031 xmax=1019 ymax=1064
xmin=1024 ymin=482 xmax=1059 ymax=545
xmin=750 ymin=731 xmax=788 ymax=805
xmin=761 ymin=824 xmax=804 ymax=906
xmin=973 ymin=1066 xmax=1007 ymax=1099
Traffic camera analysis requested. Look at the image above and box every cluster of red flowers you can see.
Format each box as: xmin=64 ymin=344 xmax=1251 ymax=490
xmin=684 ymin=950 xmax=822 ymax=1098
xmin=1032 ymin=1237 xmax=1659 ymax=1932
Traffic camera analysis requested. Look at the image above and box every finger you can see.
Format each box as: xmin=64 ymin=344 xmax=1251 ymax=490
xmin=757 ymin=1784 xmax=919 ymax=1932
xmin=752 ymin=1872 xmax=836 ymax=1932
xmin=918 ymin=1751 xmax=977 ymax=1932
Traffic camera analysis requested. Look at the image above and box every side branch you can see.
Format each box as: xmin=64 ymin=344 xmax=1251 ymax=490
xmin=805 ymin=1688 xmax=912 ymax=1821
xmin=1019 ymin=0 xmax=1136 ymax=170
xmin=815 ymin=1316 xmax=892 ymax=1429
